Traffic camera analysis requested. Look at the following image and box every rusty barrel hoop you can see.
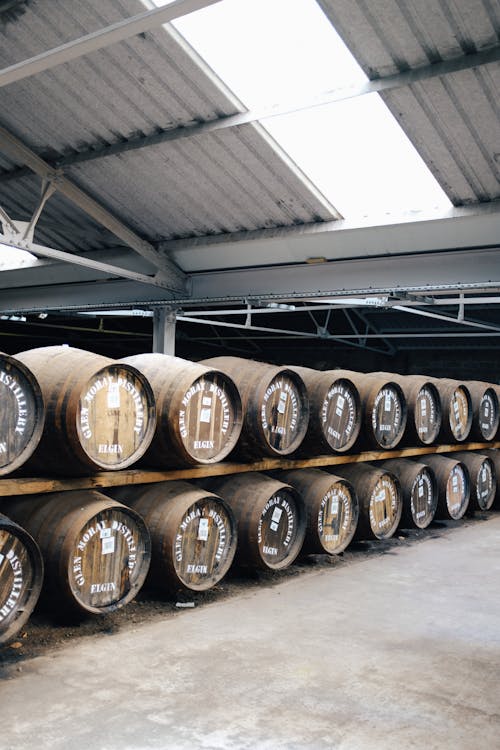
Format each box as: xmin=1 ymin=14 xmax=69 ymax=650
xmin=465 ymin=381 xmax=500 ymax=442
xmin=328 ymin=463 xmax=402 ymax=540
xmin=278 ymin=468 xmax=359 ymax=554
xmin=121 ymin=353 xmax=242 ymax=467
xmin=201 ymin=472 xmax=306 ymax=570
xmin=2 ymin=490 xmax=151 ymax=615
xmin=15 ymin=346 xmax=156 ymax=475
xmin=201 ymin=357 xmax=309 ymax=458
xmin=0 ymin=351 xmax=45 ymax=476
xmin=287 ymin=366 xmax=361 ymax=454
xmin=430 ymin=378 xmax=473 ymax=443
xmin=447 ymin=451 xmax=496 ymax=512
xmin=109 ymin=480 xmax=237 ymax=593
xmin=381 ymin=458 xmax=438 ymax=529
xmin=332 ymin=370 xmax=407 ymax=450
xmin=422 ymin=454 xmax=470 ymax=520
xmin=0 ymin=512 xmax=44 ymax=645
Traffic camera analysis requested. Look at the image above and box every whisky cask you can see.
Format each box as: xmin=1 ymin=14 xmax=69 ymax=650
xmin=287 ymin=366 xmax=361 ymax=454
xmin=202 ymin=357 xmax=309 ymax=458
xmin=0 ymin=352 xmax=45 ymax=476
xmin=109 ymin=480 xmax=237 ymax=593
xmin=329 ymin=463 xmax=402 ymax=540
xmin=15 ymin=346 xmax=156 ymax=475
xmin=121 ymin=353 xmax=242 ymax=467
xmin=447 ymin=451 xmax=496 ymax=512
xmin=422 ymin=454 xmax=470 ymax=520
xmin=431 ymin=379 xmax=473 ymax=443
xmin=0 ymin=513 xmax=44 ymax=645
xmin=332 ymin=371 xmax=407 ymax=450
xmin=465 ymin=382 xmax=500 ymax=442
xmin=380 ymin=458 xmax=438 ymax=529
xmin=478 ymin=449 xmax=500 ymax=507
xmin=201 ymin=472 xmax=306 ymax=570
xmin=373 ymin=373 xmax=441 ymax=446
xmin=2 ymin=490 xmax=151 ymax=615
xmin=278 ymin=468 xmax=359 ymax=554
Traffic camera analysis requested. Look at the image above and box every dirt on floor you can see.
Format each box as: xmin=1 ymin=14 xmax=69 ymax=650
xmin=0 ymin=513 xmax=495 ymax=673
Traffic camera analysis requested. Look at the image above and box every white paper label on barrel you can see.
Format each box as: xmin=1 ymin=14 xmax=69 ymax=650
xmin=101 ymin=536 xmax=115 ymax=555
xmin=100 ymin=528 xmax=111 ymax=538
xmin=335 ymin=395 xmax=345 ymax=418
xmin=484 ymin=403 xmax=490 ymax=417
xmin=452 ymin=473 xmax=459 ymax=490
xmin=418 ymin=480 xmax=424 ymax=497
xmin=278 ymin=392 xmax=287 ymax=414
xmin=0 ymin=552 xmax=4 ymax=566
xmin=375 ymin=489 xmax=386 ymax=503
xmin=384 ymin=394 xmax=392 ymax=412
xmin=198 ymin=518 xmax=209 ymax=541
xmin=331 ymin=495 xmax=339 ymax=515
xmin=107 ymin=381 xmax=121 ymax=409
xmin=202 ymin=396 xmax=212 ymax=406
xmin=420 ymin=398 xmax=427 ymax=416
xmin=199 ymin=408 xmax=212 ymax=423
xmin=270 ymin=506 xmax=283 ymax=531
xmin=453 ymin=399 xmax=460 ymax=416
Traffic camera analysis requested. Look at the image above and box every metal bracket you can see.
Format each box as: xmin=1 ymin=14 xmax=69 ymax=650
xmin=20 ymin=177 xmax=59 ymax=242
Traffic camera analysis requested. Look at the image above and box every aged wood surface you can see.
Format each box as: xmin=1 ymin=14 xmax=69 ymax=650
xmin=1 ymin=491 xmax=151 ymax=614
xmin=0 ymin=353 xmax=45 ymax=476
xmin=381 ymin=458 xmax=438 ymax=529
xmin=0 ymin=442 xmax=498 ymax=497
xmin=278 ymin=468 xmax=359 ymax=555
xmin=201 ymin=473 xmax=306 ymax=570
xmin=202 ymin=357 xmax=309 ymax=458
xmin=110 ymin=481 xmax=237 ymax=592
xmin=0 ymin=514 xmax=44 ymax=645
xmin=448 ymin=451 xmax=496 ymax=511
xmin=424 ymin=455 xmax=470 ymax=520
xmin=122 ymin=354 xmax=242 ymax=467
xmin=15 ymin=346 xmax=156 ymax=474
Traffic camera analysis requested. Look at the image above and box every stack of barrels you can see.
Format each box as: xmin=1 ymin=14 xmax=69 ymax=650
xmin=1 ymin=346 xmax=499 ymax=645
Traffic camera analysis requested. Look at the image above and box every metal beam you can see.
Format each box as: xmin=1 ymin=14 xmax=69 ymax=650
xmin=167 ymin=202 xmax=500 ymax=272
xmin=1 ymin=45 xmax=498 ymax=176
xmin=0 ymin=124 xmax=186 ymax=292
xmin=0 ymin=0 xmax=222 ymax=89
xmin=0 ymin=234 xmax=178 ymax=290
xmin=153 ymin=309 xmax=177 ymax=354
xmin=392 ymin=305 xmax=500 ymax=333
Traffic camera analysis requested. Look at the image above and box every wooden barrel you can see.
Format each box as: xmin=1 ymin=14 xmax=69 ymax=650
xmin=0 ymin=512 xmax=44 ymax=645
xmin=202 ymin=472 xmax=306 ymax=570
xmin=120 ymin=353 xmax=242 ymax=467
xmin=287 ymin=366 xmax=361 ymax=454
xmin=380 ymin=458 xmax=438 ymax=529
xmin=332 ymin=371 xmax=407 ymax=449
xmin=373 ymin=373 xmax=441 ymax=446
xmin=15 ymin=346 xmax=156 ymax=475
xmin=0 ymin=352 xmax=45 ymax=476
xmin=201 ymin=357 xmax=309 ymax=458
xmin=109 ymin=480 xmax=237 ymax=593
xmin=278 ymin=468 xmax=359 ymax=554
xmin=330 ymin=463 xmax=402 ymax=540
xmin=478 ymin=449 xmax=500 ymax=507
xmin=431 ymin=378 xmax=473 ymax=443
xmin=422 ymin=454 xmax=470 ymax=520
xmin=2 ymin=490 xmax=151 ymax=615
xmin=465 ymin=381 xmax=500 ymax=442
xmin=447 ymin=451 xmax=496 ymax=512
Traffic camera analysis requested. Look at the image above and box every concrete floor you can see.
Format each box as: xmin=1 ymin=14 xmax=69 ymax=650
xmin=1 ymin=516 xmax=500 ymax=750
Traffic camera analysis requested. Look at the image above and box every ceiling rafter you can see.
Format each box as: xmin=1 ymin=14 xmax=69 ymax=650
xmin=0 ymin=123 xmax=186 ymax=293
xmin=0 ymin=0 xmax=222 ymax=89
xmin=1 ymin=45 xmax=499 ymax=186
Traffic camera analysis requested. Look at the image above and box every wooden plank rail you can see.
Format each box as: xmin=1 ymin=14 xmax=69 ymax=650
xmin=0 ymin=441 xmax=498 ymax=498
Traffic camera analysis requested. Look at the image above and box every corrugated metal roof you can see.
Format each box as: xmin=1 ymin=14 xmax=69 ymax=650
xmin=0 ymin=0 xmax=338 ymax=253
xmin=318 ymin=0 xmax=500 ymax=205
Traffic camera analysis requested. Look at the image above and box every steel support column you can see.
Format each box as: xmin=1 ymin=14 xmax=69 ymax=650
xmin=153 ymin=309 xmax=177 ymax=355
